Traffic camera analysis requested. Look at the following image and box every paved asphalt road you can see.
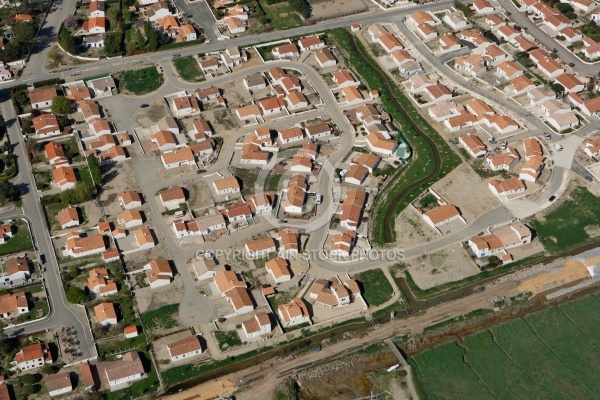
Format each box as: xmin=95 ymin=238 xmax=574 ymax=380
xmin=173 ymin=0 xmax=218 ymax=42
xmin=22 ymin=0 xmax=459 ymax=82
xmin=0 ymin=93 xmax=96 ymax=359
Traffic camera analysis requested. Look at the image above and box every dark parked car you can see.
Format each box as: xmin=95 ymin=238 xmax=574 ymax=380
xmin=172 ymin=53 xmax=181 ymax=58
xmin=549 ymin=195 xmax=556 ymax=202
xmin=140 ymin=104 xmax=149 ymax=108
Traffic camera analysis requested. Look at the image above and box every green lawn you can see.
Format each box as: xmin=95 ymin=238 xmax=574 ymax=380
xmin=173 ymin=56 xmax=205 ymax=82
xmin=15 ymin=297 xmax=49 ymax=324
xmin=98 ymin=333 xmax=147 ymax=360
xmin=117 ymin=66 xmax=164 ymax=95
xmin=530 ymin=186 xmax=600 ymax=253
xmin=266 ymin=173 xmax=284 ymax=192
xmin=231 ymin=167 xmax=259 ymax=197
xmin=140 ymin=304 xmax=179 ymax=331
xmin=77 ymin=167 xmax=94 ymax=187
xmin=0 ymin=219 xmax=34 ymax=257
xmin=354 ymin=269 xmax=393 ymax=307
xmin=62 ymin=137 xmax=82 ymax=162
xmin=214 ymin=330 xmax=243 ymax=351
xmin=259 ymin=0 xmax=303 ymax=30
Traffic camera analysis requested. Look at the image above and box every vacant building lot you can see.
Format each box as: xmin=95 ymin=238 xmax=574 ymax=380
xmin=309 ymin=0 xmax=369 ymax=19
xmin=531 ymin=186 xmax=600 ymax=253
xmin=406 ymin=245 xmax=480 ymax=290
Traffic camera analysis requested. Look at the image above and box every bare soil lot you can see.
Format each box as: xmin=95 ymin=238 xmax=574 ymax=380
xmin=187 ymin=179 xmax=214 ymax=212
xmin=134 ymin=279 xmax=184 ymax=314
xmin=430 ymin=163 xmax=501 ymax=221
xmin=309 ymin=0 xmax=369 ymax=19
xmin=134 ymin=100 xmax=167 ymax=127
xmin=406 ymin=245 xmax=480 ymax=290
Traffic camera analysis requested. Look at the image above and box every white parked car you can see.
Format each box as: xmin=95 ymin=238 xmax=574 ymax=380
xmin=554 ymin=143 xmax=563 ymax=151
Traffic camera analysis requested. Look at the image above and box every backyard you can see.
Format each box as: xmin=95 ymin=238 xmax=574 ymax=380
xmin=411 ymin=292 xmax=600 ymax=399
xmin=173 ymin=56 xmax=205 ymax=82
xmin=140 ymin=303 xmax=180 ymax=332
xmin=214 ymin=330 xmax=243 ymax=351
xmin=116 ymin=66 xmax=164 ymax=95
xmin=0 ymin=219 xmax=34 ymax=257
xmin=354 ymin=269 xmax=394 ymax=307
xmin=530 ymin=186 xmax=600 ymax=253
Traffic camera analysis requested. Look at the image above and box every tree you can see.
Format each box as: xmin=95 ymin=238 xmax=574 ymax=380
xmin=64 ymin=15 xmax=79 ymax=30
xmin=104 ymin=32 xmax=123 ymax=56
xmin=66 ymin=286 xmax=86 ymax=304
xmin=551 ymin=83 xmax=565 ymax=96
xmin=288 ymin=0 xmax=311 ymax=19
xmin=144 ymin=22 xmax=158 ymax=51
xmin=0 ymin=181 xmax=21 ymax=204
xmin=60 ymin=183 xmax=93 ymax=205
xmin=21 ymin=374 xmax=35 ymax=385
xmin=51 ymin=96 xmax=71 ymax=115
xmin=106 ymin=6 xmax=122 ymax=27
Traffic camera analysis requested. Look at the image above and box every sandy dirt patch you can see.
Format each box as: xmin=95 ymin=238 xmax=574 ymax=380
xmin=187 ymin=179 xmax=215 ymax=212
xmin=406 ymin=245 xmax=480 ymax=290
xmin=394 ymin=208 xmax=440 ymax=249
xmin=431 ymin=163 xmax=501 ymax=220
xmin=309 ymin=0 xmax=369 ymax=19
xmin=134 ymin=100 xmax=166 ymax=126
xmin=134 ymin=279 xmax=184 ymax=314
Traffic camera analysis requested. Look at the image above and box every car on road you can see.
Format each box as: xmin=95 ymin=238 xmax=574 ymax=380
xmin=554 ymin=143 xmax=563 ymax=151
xmin=278 ymin=219 xmax=287 ymax=224
xmin=586 ymin=175 xmax=593 ymax=182
xmin=140 ymin=104 xmax=149 ymax=108
xmin=172 ymin=53 xmax=181 ymax=58
xmin=549 ymin=195 xmax=556 ymax=202
xmin=544 ymin=132 xmax=551 ymax=140
xmin=39 ymin=254 xmax=46 ymax=264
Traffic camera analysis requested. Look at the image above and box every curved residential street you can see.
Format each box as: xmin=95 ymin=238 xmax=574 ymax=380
xmin=496 ymin=0 xmax=600 ymax=76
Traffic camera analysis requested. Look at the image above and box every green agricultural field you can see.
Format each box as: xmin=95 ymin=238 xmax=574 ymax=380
xmin=117 ymin=66 xmax=164 ymax=95
xmin=525 ymin=306 xmax=600 ymax=391
xmin=354 ymin=269 xmax=393 ymax=307
xmin=462 ymin=331 xmax=548 ymax=399
xmin=492 ymin=319 xmax=596 ymax=399
xmin=413 ymin=293 xmax=600 ymax=399
xmin=560 ymin=294 xmax=600 ymax=343
xmin=173 ymin=56 xmax=204 ymax=82
xmin=531 ymin=187 xmax=600 ymax=253
xmin=411 ymin=342 xmax=496 ymax=400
